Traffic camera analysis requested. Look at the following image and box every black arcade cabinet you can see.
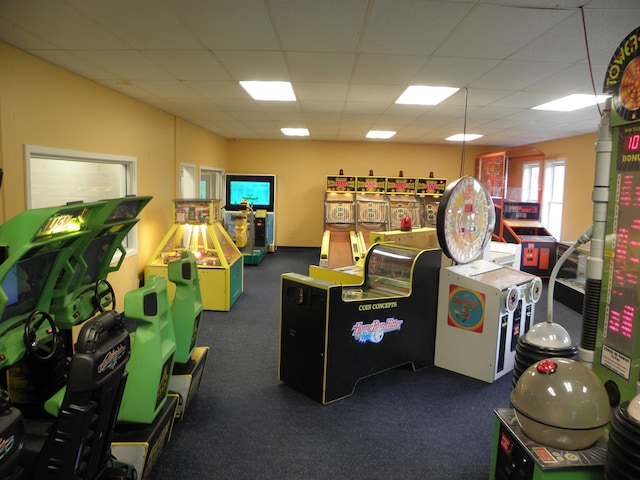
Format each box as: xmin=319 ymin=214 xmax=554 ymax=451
xmin=279 ymin=243 xmax=441 ymax=404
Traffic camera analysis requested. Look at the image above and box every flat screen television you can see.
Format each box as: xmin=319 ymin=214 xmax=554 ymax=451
xmin=225 ymin=174 xmax=275 ymax=212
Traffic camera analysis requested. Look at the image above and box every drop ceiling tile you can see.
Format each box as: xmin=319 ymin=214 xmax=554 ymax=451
xmin=186 ymin=80 xmax=248 ymax=100
xmin=142 ymin=50 xmax=231 ymax=81
xmin=270 ymin=0 xmax=369 ymax=52
xmin=68 ymin=0 xmax=201 ymax=49
xmin=351 ymin=54 xmax=427 ymax=84
xmin=347 ymin=84 xmax=406 ymax=103
xmin=470 ymin=59 xmax=571 ymax=91
xmin=72 ymin=50 xmax=174 ymax=80
xmin=212 ymin=50 xmax=289 ymax=80
xmin=0 ymin=18 xmax=58 ymax=50
xmin=412 ymin=56 xmax=500 ymax=87
xmin=286 ymin=52 xmax=356 ymax=83
xmin=434 ymin=4 xmax=573 ymax=59
xmin=294 ymin=83 xmax=349 ymax=102
xmin=29 ymin=50 xmax=120 ymax=80
xmin=360 ymin=0 xmax=472 ymax=55
xmin=0 ymin=1 xmax=129 ymax=49
xmin=164 ymin=0 xmax=279 ymax=51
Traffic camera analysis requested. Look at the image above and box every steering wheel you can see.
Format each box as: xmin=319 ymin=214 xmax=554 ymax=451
xmin=24 ymin=310 xmax=58 ymax=361
xmin=93 ymin=278 xmax=116 ymax=313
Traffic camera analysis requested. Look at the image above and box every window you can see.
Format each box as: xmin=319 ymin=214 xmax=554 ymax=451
xmin=200 ymin=168 xmax=224 ymax=200
xmin=25 ymin=145 xmax=139 ymax=258
xmin=521 ymin=162 xmax=540 ymax=202
xmin=541 ymin=159 xmax=565 ymax=240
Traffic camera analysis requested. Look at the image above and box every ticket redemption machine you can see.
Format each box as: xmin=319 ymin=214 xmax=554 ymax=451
xmin=145 ymin=199 xmax=243 ymax=311
xmin=320 ymin=174 xmax=365 ymax=268
xmin=355 ymin=174 xmax=390 ymax=249
xmin=434 ymin=176 xmax=543 ymax=383
xmin=279 ymin=243 xmax=441 ymax=404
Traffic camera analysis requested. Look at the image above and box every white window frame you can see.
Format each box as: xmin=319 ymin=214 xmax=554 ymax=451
xmin=199 ymin=167 xmax=225 ymax=200
xmin=24 ymin=144 xmax=139 ymax=259
xmin=521 ymin=161 xmax=540 ymax=202
xmin=541 ymin=158 xmax=566 ymax=240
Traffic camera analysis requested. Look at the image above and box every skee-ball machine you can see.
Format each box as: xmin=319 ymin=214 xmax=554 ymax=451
xmin=279 ymin=243 xmax=441 ymax=404
xmin=434 ymin=176 xmax=543 ymax=383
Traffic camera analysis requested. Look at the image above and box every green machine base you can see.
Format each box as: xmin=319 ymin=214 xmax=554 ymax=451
xmin=243 ymin=245 xmax=268 ymax=265
xmin=490 ymin=409 xmax=606 ymax=480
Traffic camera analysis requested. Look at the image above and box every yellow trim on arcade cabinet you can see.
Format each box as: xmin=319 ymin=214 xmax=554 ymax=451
xmin=320 ymin=230 xmax=331 ymax=267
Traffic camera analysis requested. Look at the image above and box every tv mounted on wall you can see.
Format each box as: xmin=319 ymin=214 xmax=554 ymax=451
xmin=225 ymin=174 xmax=276 ymax=212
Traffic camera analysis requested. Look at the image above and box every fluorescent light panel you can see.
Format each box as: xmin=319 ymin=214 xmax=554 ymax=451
xmin=532 ymin=94 xmax=609 ymax=112
xmin=396 ymin=86 xmax=459 ymax=105
xmin=366 ymin=130 xmax=396 ymax=139
xmin=281 ymin=128 xmax=309 ymax=137
xmin=446 ymin=134 xmax=483 ymax=142
xmin=239 ymin=81 xmax=296 ymax=101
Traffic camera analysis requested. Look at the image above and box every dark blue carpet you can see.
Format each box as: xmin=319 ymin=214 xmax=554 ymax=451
xmin=151 ymin=247 xmax=582 ymax=480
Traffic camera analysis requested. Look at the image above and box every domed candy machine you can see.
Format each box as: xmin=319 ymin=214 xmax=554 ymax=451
xmin=491 ymin=357 xmax=611 ymax=479
xmin=434 ymin=176 xmax=543 ymax=383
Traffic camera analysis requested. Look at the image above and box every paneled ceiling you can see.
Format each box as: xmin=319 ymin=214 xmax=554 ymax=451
xmin=0 ymin=0 xmax=638 ymax=146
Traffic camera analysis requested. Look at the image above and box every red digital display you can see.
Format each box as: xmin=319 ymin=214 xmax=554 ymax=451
xmin=626 ymin=133 xmax=640 ymax=152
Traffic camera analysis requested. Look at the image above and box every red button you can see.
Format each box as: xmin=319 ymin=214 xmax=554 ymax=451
xmin=537 ymin=359 xmax=557 ymax=374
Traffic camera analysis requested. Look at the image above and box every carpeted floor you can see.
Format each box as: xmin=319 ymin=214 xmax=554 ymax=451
xmin=150 ymin=247 xmax=584 ymax=480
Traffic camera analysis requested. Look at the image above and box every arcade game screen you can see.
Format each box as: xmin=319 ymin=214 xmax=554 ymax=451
xmin=0 ymin=249 xmax=58 ymax=326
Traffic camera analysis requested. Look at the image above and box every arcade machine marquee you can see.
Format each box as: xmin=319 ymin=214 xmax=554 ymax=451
xmin=434 ymin=176 xmax=543 ymax=383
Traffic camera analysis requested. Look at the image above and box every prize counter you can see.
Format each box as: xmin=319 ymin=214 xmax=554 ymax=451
xmin=145 ymin=199 xmax=243 ymax=311
xmin=279 ymin=243 xmax=441 ymax=404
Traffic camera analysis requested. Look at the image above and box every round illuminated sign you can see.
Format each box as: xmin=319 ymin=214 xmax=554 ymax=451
xmin=436 ymin=176 xmax=495 ymax=264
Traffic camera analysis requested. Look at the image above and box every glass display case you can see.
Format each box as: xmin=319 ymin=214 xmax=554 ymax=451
xmin=145 ymin=200 xmax=243 ymax=311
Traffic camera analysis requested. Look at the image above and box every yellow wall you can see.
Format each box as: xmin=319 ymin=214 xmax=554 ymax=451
xmin=0 ymin=41 xmax=604 ymax=299
xmin=0 ymin=43 xmax=229 ymax=300
xmin=524 ymin=133 xmax=598 ymax=241
xmin=227 ymin=140 xmax=487 ymax=246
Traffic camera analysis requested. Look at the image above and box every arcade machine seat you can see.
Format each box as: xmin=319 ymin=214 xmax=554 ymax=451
xmin=20 ymin=309 xmax=133 ymax=480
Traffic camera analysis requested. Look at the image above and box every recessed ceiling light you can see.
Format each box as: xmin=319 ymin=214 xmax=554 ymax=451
xmin=281 ymin=128 xmax=309 ymax=137
xmin=239 ymin=81 xmax=296 ymax=101
xmin=366 ymin=130 xmax=396 ymax=139
xmin=445 ymin=134 xmax=483 ymax=142
xmin=395 ymin=86 xmax=459 ymax=106
xmin=532 ymin=94 xmax=610 ymax=112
